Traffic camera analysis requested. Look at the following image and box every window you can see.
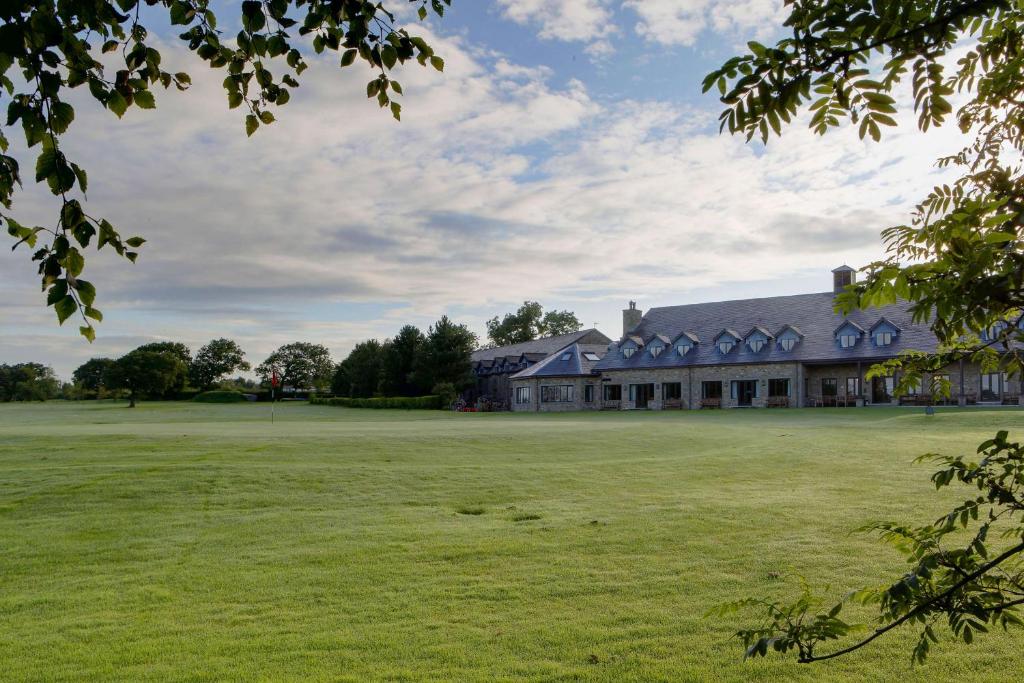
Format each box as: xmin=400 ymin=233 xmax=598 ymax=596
xmin=702 ymin=381 xmax=722 ymax=399
xmin=583 ymin=352 xmax=600 ymax=361
xmin=560 ymin=352 xmax=572 ymax=361
xmin=584 ymin=384 xmax=595 ymax=403
xmin=839 ymin=334 xmax=858 ymax=348
xmin=623 ymin=346 xmax=636 ymax=359
xmin=768 ymin=378 xmax=790 ymax=397
xmin=662 ymin=382 xmax=682 ymax=400
xmin=846 ymin=377 xmax=861 ymax=397
xmin=515 ymin=386 xmax=531 ymax=404
xmin=677 ymin=344 xmax=691 ymax=356
xmin=603 ymin=384 xmax=622 ymax=401
xmin=541 ymin=385 xmax=574 ymax=403
xmin=905 ymin=377 xmax=923 ymax=395
xmin=779 ymin=337 xmax=797 ymax=351
xmin=981 ymin=372 xmax=1004 ymax=401
xmin=730 ymin=380 xmax=759 ymax=399
xmin=718 ymin=341 xmax=735 ymax=354
xmin=650 ymin=344 xmax=663 ymax=358
xmin=822 ymin=378 xmax=838 ymax=397
xmin=748 ymin=339 xmax=766 ymax=353
xmin=875 ymin=331 xmax=893 ymax=346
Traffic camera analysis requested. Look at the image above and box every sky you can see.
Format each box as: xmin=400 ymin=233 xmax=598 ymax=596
xmin=1 ymin=1 xmax=972 ymax=379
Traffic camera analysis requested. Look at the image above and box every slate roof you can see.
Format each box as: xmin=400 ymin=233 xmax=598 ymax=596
xmin=511 ymin=343 xmax=609 ymax=379
xmin=594 ymin=291 xmax=938 ymax=372
xmin=471 ymin=328 xmax=611 ymax=363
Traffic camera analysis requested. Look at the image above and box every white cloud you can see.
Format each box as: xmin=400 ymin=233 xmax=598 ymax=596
xmin=0 ymin=25 xmax=970 ymax=378
xmin=624 ymin=0 xmax=787 ymax=46
xmin=496 ymin=0 xmax=617 ymax=56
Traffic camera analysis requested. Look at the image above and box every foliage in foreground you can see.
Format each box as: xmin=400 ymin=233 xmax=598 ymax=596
xmin=310 ymin=394 xmax=442 ymax=410
xmin=711 ymin=431 xmax=1024 ymax=663
xmin=1 ymin=0 xmax=451 ymax=341
xmin=709 ymin=0 xmax=1024 ymax=663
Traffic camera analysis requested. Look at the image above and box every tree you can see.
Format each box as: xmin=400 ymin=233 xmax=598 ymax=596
xmin=133 ymin=341 xmax=191 ymax=394
xmin=485 ymin=301 xmax=581 ymax=346
xmin=1 ymin=1 xmax=451 ymax=342
xmin=415 ymin=315 xmax=476 ymax=391
xmin=0 ymin=363 xmax=60 ymax=401
xmin=72 ymin=357 xmax=116 ymax=395
xmin=256 ymin=342 xmax=333 ymax=393
xmin=707 ymin=0 xmax=1024 ymax=664
xmin=189 ymin=338 xmax=250 ymax=390
xmin=335 ymin=339 xmax=384 ymax=398
xmin=379 ymin=325 xmax=425 ymax=396
xmin=104 ymin=349 xmax=187 ymax=407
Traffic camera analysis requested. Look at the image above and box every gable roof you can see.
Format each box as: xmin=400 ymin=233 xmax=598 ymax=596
xmin=593 ymin=291 xmax=939 ymax=372
xmin=869 ymin=316 xmax=902 ymax=333
xmin=745 ymin=325 xmax=774 ymax=340
xmin=471 ymin=328 xmax=611 ymax=363
xmin=672 ymin=331 xmax=700 ymax=345
xmin=834 ymin=319 xmax=866 ymax=336
xmin=511 ymin=343 xmax=608 ymax=379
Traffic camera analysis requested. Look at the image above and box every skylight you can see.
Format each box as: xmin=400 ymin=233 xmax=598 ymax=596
xmin=560 ymin=352 xmax=572 ymax=361
xmin=582 ymin=352 xmax=600 ymax=361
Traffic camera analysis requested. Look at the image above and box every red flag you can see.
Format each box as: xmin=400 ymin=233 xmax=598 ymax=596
xmin=271 ymin=369 xmax=280 ymax=388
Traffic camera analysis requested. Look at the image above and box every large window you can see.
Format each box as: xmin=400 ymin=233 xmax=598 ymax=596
xmin=584 ymin=384 xmax=595 ymax=403
xmin=702 ymin=381 xmax=722 ymax=399
xmin=846 ymin=377 xmax=861 ymax=397
xmin=839 ymin=334 xmax=858 ymax=348
xmin=541 ymin=385 xmax=574 ymax=403
xmin=603 ymin=384 xmax=622 ymax=401
xmin=515 ymin=386 xmax=531 ymax=404
xmin=821 ymin=378 xmax=838 ymax=397
xmin=768 ymin=378 xmax=790 ymax=397
xmin=872 ymin=376 xmax=895 ymax=403
xmin=981 ymin=372 xmax=1006 ymax=401
xmin=662 ymin=382 xmax=682 ymax=400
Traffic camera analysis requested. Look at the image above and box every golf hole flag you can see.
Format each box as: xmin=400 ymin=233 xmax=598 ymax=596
xmin=271 ymin=369 xmax=280 ymax=389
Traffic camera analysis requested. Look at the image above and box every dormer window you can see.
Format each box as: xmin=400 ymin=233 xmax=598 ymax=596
xmin=874 ymin=332 xmax=892 ymax=346
xmin=780 ymin=338 xmax=796 ymax=351
xmin=748 ymin=339 xmax=765 ymax=353
xmin=839 ymin=334 xmax=858 ymax=348
xmin=623 ymin=347 xmax=636 ymax=359
xmin=650 ymin=345 xmax=663 ymax=358
xmin=869 ymin=318 xmax=900 ymax=348
xmin=718 ymin=341 xmax=735 ymax=354
xmin=834 ymin=320 xmax=865 ymax=349
xmin=714 ymin=330 xmax=741 ymax=356
xmin=677 ymin=344 xmax=691 ymax=356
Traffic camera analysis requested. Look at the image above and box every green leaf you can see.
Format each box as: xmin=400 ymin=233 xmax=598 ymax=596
xmin=84 ymin=306 xmax=103 ymax=322
xmin=430 ymin=55 xmax=444 ymax=72
xmin=64 ymin=248 xmax=85 ymax=277
xmin=54 ymin=295 xmax=77 ymax=324
xmin=381 ymin=45 xmax=398 ymax=70
xmin=134 ymin=89 xmax=156 ymax=109
xmin=50 ymin=101 xmax=75 ymax=134
xmin=245 ymin=114 xmax=259 ymax=137
xmin=35 ymin=148 xmax=56 ymax=183
xmin=258 ymin=110 xmax=275 ymax=124
xmin=391 ymin=80 xmax=403 ymax=95
xmin=79 ymin=325 xmax=96 ymax=342
xmin=107 ymin=90 xmax=128 ymax=118
xmin=75 ymin=279 xmax=96 ymax=306
xmin=125 ymin=236 xmax=146 ymax=248
xmin=46 ymin=279 xmax=68 ymax=306
xmin=340 ymin=49 xmax=357 ymax=67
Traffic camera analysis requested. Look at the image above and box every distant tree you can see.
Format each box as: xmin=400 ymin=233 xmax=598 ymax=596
xmin=2 ymin=1 xmax=452 ymax=341
xmin=72 ymin=357 xmax=116 ymax=395
xmin=189 ymin=338 xmax=250 ymax=390
xmin=134 ymin=341 xmax=192 ymax=365
xmin=0 ymin=363 xmax=60 ymax=401
xmin=336 ymin=340 xmax=384 ymax=398
xmin=379 ymin=325 xmax=425 ymax=396
xmin=104 ymin=350 xmax=186 ymax=407
xmin=540 ymin=309 xmax=583 ymax=336
xmin=486 ymin=302 xmax=582 ymax=347
xmin=415 ymin=315 xmax=476 ymax=391
xmin=256 ymin=342 xmax=333 ymax=392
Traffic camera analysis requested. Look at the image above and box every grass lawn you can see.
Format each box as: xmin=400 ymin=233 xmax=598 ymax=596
xmin=1 ymin=401 xmax=1023 ymax=681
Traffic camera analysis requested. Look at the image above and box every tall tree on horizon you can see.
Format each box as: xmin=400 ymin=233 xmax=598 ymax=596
xmin=486 ymin=302 xmax=583 ymax=347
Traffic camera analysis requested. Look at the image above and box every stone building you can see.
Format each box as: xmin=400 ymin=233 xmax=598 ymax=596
xmin=510 ymin=266 xmax=1022 ymax=412
xmin=469 ymin=329 xmax=611 ymax=407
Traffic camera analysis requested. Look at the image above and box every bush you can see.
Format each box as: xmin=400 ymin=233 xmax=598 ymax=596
xmin=432 ymin=382 xmax=457 ymax=409
xmin=310 ymin=395 xmax=443 ymax=410
xmin=193 ymin=390 xmax=247 ymax=403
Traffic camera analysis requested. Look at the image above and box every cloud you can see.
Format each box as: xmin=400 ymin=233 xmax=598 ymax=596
xmin=0 ymin=22 xmax=970 ymax=378
xmin=495 ymin=0 xmax=617 ymax=56
xmin=623 ymin=0 xmax=787 ymax=46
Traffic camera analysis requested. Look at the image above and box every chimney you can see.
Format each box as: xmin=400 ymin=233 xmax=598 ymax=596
xmin=622 ymin=300 xmax=642 ymax=336
xmin=832 ymin=265 xmax=856 ymax=294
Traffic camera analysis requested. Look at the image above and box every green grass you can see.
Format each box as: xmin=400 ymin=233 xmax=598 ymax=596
xmin=1 ymin=401 xmax=1023 ymax=681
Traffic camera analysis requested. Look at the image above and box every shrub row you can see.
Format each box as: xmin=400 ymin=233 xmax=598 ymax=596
xmin=193 ymin=390 xmax=248 ymax=403
xmin=311 ymin=395 xmax=443 ymax=410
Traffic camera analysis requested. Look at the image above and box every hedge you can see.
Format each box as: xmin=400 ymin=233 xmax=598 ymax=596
xmin=310 ymin=395 xmax=443 ymax=410
xmin=193 ymin=390 xmax=248 ymax=403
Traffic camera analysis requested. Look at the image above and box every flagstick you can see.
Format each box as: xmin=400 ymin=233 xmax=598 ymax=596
xmin=271 ymin=385 xmax=275 ymax=424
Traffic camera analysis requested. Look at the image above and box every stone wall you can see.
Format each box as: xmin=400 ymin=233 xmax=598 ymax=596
xmin=509 ymin=376 xmax=600 ymax=412
xmin=599 ymin=363 xmax=802 ymax=410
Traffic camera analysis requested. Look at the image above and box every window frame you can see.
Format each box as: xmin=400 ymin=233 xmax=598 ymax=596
xmin=717 ymin=340 xmax=735 ymax=355
xmin=821 ymin=378 xmax=838 ymax=397
xmin=846 ymin=377 xmax=861 ymax=397
xmin=662 ymin=382 xmax=682 ymax=400
xmin=768 ymin=378 xmax=790 ymax=397
xmin=779 ymin=337 xmax=797 ymax=351
xmin=622 ymin=346 xmax=636 ymax=359
xmin=702 ymin=380 xmax=723 ymax=399
xmin=839 ymin=334 xmax=858 ymax=348
xmin=540 ymin=384 xmax=574 ymax=403
xmin=603 ymin=384 xmax=622 ymax=401
xmin=584 ymin=384 xmax=595 ymax=403
xmin=515 ymin=386 xmax=531 ymax=404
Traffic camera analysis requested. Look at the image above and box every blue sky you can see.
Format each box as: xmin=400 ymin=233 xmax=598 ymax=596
xmin=0 ymin=1 xmax=968 ymax=378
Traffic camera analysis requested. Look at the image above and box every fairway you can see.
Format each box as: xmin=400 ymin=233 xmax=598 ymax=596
xmin=2 ymin=402 xmax=1024 ymax=682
